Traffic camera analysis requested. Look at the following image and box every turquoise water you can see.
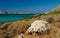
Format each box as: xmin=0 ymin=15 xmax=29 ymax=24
xmin=0 ymin=14 xmax=34 ymax=22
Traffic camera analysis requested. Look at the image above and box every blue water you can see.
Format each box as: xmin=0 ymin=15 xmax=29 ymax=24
xmin=0 ymin=14 xmax=35 ymax=22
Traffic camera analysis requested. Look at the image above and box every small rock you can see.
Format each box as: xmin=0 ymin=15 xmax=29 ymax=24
xmin=18 ymin=34 xmax=24 ymax=38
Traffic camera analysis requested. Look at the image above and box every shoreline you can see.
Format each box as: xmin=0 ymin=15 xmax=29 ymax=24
xmin=0 ymin=14 xmax=36 ymax=23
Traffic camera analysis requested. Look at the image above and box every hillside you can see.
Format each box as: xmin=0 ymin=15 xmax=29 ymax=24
xmin=0 ymin=14 xmax=60 ymax=38
xmin=47 ymin=5 xmax=60 ymax=14
xmin=0 ymin=5 xmax=60 ymax=38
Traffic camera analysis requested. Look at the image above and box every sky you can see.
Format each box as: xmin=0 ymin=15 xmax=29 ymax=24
xmin=0 ymin=0 xmax=60 ymax=13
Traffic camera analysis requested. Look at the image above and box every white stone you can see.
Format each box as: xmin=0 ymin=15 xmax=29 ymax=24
xmin=26 ymin=20 xmax=50 ymax=34
xmin=18 ymin=34 xmax=24 ymax=38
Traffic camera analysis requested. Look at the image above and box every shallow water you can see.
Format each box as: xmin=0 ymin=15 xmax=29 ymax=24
xmin=0 ymin=14 xmax=35 ymax=22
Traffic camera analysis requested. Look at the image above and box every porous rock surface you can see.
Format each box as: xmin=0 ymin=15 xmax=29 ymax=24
xmin=26 ymin=20 xmax=50 ymax=34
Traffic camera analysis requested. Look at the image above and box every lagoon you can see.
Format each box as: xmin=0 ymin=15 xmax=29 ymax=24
xmin=0 ymin=14 xmax=34 ymax=22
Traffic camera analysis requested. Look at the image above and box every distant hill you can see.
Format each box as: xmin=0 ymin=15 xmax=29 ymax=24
xmin=0 ymin=11 xmax=41 ymax=14
xmin=8 ymin=12 xmax=40 ymax=14
xmin=0 ymin=11 xmax=8 ymax=14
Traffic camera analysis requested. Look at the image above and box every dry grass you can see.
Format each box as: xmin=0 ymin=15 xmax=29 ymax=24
xmin=0 ymin=14 xmax=60 ymax=38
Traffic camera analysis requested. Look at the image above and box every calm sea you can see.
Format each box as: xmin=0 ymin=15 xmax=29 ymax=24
xmin=0 ymin=14 xmax=35 ymax=22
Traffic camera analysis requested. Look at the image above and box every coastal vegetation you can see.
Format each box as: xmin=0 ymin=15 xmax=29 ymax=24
xmin=0 ymin=5 xmax=60 ymax=38
xmin=23 ymin=14 xmax=42 ymax=21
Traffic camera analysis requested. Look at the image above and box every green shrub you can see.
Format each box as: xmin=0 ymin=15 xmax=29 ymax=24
xmin=47 ymin=17 xmax=54 ymax=23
